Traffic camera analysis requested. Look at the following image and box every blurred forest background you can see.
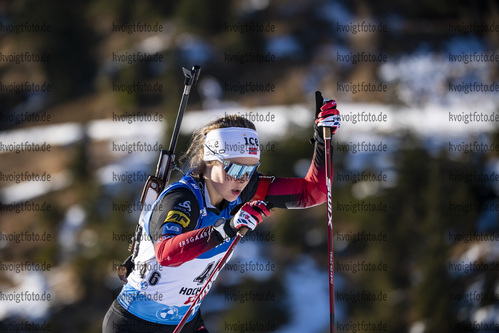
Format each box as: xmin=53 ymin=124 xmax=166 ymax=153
xmin=0 ymin=0 xmax=498 ymax=332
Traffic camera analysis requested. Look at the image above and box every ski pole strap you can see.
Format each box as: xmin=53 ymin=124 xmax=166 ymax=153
xmin=251 ymin=175 xmax=274 ymax=201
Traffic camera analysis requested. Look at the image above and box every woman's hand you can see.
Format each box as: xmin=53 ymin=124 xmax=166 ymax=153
xmin=231 ymin=200 xmax=271 ymax=231
xmin=315 ymin=91 xmax=341 ymax=135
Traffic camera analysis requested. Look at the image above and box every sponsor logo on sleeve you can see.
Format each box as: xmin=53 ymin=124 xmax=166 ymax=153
xmin=161 ymin=223 xmax=182 ymax=235
xmin=179 ymin=201 xmax=191 ymax=211
xmin=164 ymin=210 xmax=191 ymax=227
xmin=174 ymin=200 xmax=192 ymax=214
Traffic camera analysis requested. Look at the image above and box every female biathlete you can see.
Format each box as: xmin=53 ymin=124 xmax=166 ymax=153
xmin=102 ymin=91 xmax=340 ymax=332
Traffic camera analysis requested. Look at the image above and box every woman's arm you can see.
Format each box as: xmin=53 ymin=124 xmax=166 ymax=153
xmin=264 ymin=141 xmax=327 ymax=209
xmin=149 ymin=188 xmax=225 ymax=267
xmin=245 ymin=92 xmax=339 ymax=209
xmin=154 ymin=226 xmax=222 ymax=267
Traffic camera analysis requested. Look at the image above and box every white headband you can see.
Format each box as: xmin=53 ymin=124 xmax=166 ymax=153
xmin=204 ymin=127 xmax=260 ymax=161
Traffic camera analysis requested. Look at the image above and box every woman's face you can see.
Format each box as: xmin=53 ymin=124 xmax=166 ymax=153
xmin=205 ymin=156 xmax=259 ymax=206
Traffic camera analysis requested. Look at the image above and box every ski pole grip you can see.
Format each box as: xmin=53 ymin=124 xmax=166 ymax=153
xmin=323 ymin=127 xmax=332 ymax=140
xmin=237 ymin=226 xmax=249 ymax=237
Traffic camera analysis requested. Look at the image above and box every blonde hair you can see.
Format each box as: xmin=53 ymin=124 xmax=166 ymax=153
xmin=180 ymin=115 xmax=256 ymax=175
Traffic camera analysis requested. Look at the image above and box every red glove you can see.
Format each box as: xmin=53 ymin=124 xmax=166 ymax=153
xmin=315 ymin=99 xmax=341 ymax=135
xmin=231 ymin=201 xmax=270 ymax=231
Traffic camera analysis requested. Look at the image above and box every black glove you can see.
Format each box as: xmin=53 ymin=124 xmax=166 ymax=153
xmin=117 ymin=254 xmax=135 ymax=283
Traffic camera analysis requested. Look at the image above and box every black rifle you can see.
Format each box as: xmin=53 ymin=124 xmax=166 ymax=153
xmin=118 ymin=65 xmax=201 ymax=282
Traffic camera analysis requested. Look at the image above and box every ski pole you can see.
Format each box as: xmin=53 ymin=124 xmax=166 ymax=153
xmin=323 ymin=126 xmax=335 ymax=333
xmin=173 ymin=227 xmax=249 ymax=333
